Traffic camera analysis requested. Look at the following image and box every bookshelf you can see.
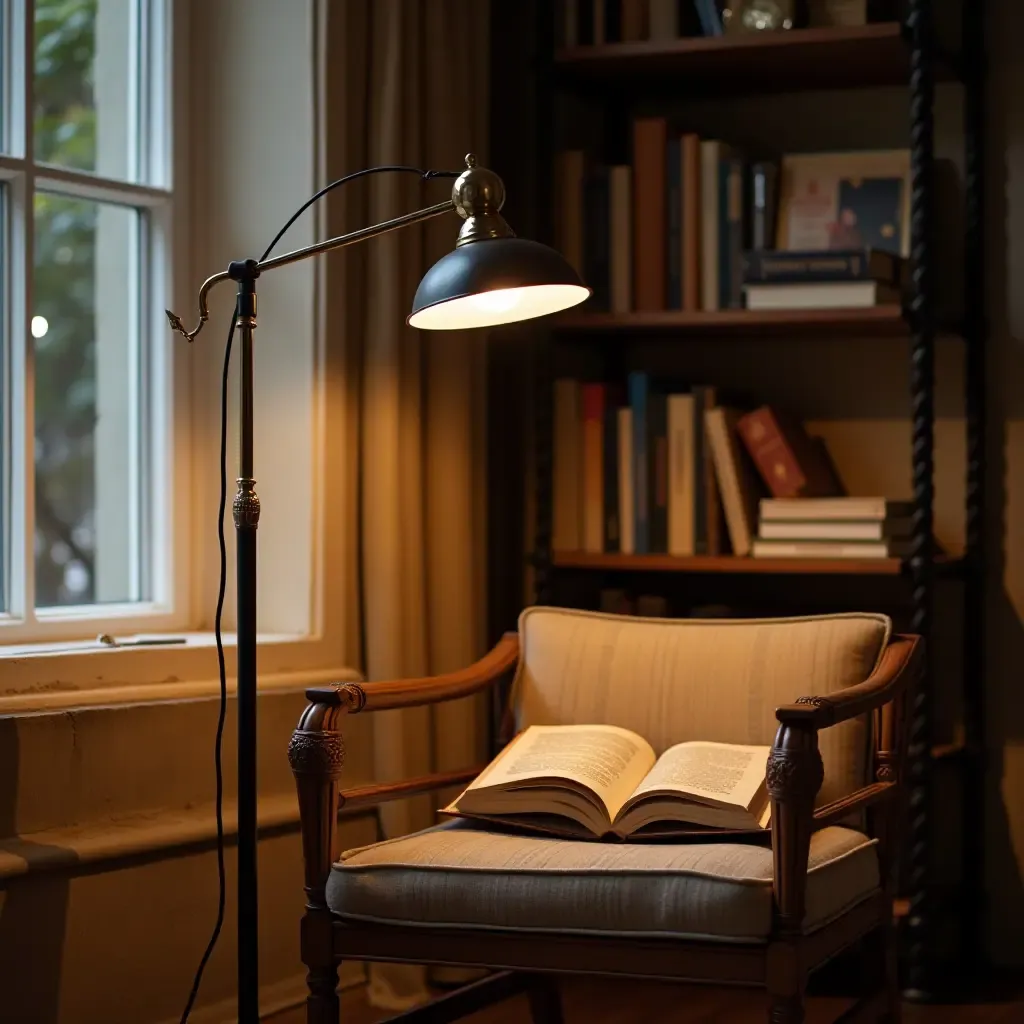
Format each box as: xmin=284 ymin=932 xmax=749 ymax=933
xmin=552 ymin=551 xmax=960 ymax=577
xmin=490 ymin=0 xmax=987 ymax=1001
xmin=553 ymin=304 xmax=911 ymax=335
xmin=553 ymin=22 xmax=956 ymax=94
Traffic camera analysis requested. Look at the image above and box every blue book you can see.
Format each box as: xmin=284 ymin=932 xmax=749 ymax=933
xmin=628 ymin=372 xmax=650 ymax=555
xmin=694 ymin=0 xmax=724 ymax=35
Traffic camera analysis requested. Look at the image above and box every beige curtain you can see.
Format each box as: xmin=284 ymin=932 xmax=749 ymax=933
xmin=323 ymin=0 xmax=491 ymax=1009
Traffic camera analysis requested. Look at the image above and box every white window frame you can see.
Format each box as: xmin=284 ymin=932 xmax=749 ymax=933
xmin=0 ymin=0 xmax=357 ymax=711
xmin=0 ymin=0 xmax=189 ymax=643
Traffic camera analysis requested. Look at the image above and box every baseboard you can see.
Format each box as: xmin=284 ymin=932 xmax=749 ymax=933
xmin=155 ymin=962 xmax=367 ymax=1024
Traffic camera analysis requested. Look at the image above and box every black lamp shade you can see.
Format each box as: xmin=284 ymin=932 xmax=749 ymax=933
xmin=407 ymin=236 xmax=591 ymax=330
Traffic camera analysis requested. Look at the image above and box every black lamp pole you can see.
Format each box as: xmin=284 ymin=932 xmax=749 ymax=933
xmin=167 ymin=157 xmax=587 ymax=1022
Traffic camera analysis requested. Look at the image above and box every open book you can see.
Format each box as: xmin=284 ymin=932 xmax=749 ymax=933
xmin=444 ymin=724 xmax=773 ymax=841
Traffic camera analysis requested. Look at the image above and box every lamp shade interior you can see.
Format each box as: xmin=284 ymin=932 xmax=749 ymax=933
xmin=408 ymin=236 xmax=590 ymax=330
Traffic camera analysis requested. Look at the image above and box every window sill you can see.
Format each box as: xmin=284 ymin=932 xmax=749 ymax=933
xmin=0 ymin=631 xmax=361 ymax=714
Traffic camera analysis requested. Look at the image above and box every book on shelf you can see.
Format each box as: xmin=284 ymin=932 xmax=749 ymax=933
xmin=706 ymin=406 xmax=763 ymax=557
xmin=693 ymin=0 xmax=725 ymax=35
xmin=751 ymin=162 xmax=779 ymax=252
xmin=755 ymin=495 xmax=915 ymax=555
xmin=743 ymin=247 xmax=907 ymax=286
xmin=444 ymin=724 xmax=772 ymax=840
xmin=700 ymin=140 xmax=741 ymax=312
xmin=584 ymin=166 xmax=611 ymax=310
xmin=737 ymin=406 xmax=845 ymax=499
xmin=633 ymin=118 xmax=668 ymax=311
xmin=582 ymin=383 xmax=609 ymax=553
xmin=556 ymin=1 xmax=727 ymax=46
xmin=759 ymin=519 xmax=912 ymax=542
xmin=553 ymin=374 xmax=728 ymax=558
xmin=554 ymin=150 xmax=585 ymax=280
xmin=760 ymin=497 xmax=914 ymax=521
xmin=751 ymin=539 xmax=913 ymax=559
xmin=617 ymin=406 xmax=635 ymax=553
xmin=609 ymin=165 xmax=633 ymax=312
xmin=553 ymin=379 xmax=584 ymax=552
xmin=744 ymin=280 xmax=901 ymax=310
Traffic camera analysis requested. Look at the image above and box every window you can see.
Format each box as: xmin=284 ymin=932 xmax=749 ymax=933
xmin=0 ymin=0 xmax=175 ymax=639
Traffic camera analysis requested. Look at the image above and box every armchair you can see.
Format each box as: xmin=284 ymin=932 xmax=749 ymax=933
xmin=289 ymin=609 xmax=922 ymax=1024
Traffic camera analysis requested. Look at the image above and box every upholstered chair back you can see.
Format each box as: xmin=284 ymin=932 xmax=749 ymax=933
xmin=513 ymin=608 xmax=892 ymax=806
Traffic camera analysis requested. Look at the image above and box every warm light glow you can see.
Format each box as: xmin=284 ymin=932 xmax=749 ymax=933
xmin=31 ymin=315 xmax=49 ymax=339
xmin=409 ymin=283 xmax=590 ymax=330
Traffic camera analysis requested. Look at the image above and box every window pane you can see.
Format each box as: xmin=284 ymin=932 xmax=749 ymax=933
xmin=34 ymin=0 xmax=138 ymax=181
xmin=34 ymin=193 xmax=146 ymax=607
xmin=0 ymin=186 xmax=7 ymax=613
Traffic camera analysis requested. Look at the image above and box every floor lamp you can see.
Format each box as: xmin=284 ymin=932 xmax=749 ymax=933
xmin=166 ymin=155 xmax=590 ymax=1023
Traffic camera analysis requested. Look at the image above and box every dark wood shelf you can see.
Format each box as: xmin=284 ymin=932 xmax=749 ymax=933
xmin=554 ymin=24 xmax=956 ymax=95
xmin=551 ymin=551 xmax=935 ymax=576
xmin=552 ymin=305 xmax=911 ymax=336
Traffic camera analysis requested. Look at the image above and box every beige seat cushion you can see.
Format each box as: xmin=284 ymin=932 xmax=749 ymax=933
xmin=514 ymin=609 xmax=891 ymax=806
xmin=327 ymin=821 xmax=880 ymax=943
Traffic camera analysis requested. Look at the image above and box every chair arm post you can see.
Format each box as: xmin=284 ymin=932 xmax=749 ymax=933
xmin=768 ymin=720 xmax=825 ymax=938
xmin=289 ymin=697 xmax=349 ymax=909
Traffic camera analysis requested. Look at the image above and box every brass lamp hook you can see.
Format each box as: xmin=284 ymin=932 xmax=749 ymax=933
xmin=165 ymin=269 xmax=232 ymax=343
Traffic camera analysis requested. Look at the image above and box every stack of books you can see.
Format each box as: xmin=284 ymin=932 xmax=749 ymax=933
xmin=752 ymin=498 xmax=915 ymax=559
xmin=742 ymin=248 xmax=908 ymax=311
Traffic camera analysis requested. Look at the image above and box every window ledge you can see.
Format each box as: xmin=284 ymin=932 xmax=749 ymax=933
xmin=0 ymin=786 xmax=377 ymax=882
xmin=0 ymin=631 xmax=361 ymax=714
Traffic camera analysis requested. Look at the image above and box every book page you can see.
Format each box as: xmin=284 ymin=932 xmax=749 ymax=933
xmin=627 ymin=741 xmax=770 ymax=810
xmin=470 ymin=724 xmax=656 ymax=819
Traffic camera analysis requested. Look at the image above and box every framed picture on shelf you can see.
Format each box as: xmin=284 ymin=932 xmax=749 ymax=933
xmin=775 ymin=149 xmax=911 ymax=256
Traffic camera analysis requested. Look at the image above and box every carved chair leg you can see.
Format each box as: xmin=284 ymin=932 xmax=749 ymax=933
xmin=526 ymin=975 xmax=564 ymax=1024
xmin=306 ymin=962 xmax=340 ymax=1024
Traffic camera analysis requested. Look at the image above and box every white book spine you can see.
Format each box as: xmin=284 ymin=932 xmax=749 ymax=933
xmin=618 ymin=407 xmax=635 ymax=555
xmin=752 ymin=539 xmax=890 ymax=559
xmin=667 ymin=394 xmax=695 ymax=556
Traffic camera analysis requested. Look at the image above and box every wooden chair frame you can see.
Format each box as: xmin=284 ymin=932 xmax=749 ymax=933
xmin=288 ymin=631 xmax=923 ymax=1024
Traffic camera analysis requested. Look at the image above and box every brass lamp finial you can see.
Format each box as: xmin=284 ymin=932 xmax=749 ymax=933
xmin=452 ymin=154 xmax=513 ymax=247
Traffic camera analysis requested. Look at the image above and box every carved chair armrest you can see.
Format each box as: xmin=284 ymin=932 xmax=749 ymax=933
xmin=812 ymin=781 xmax=897 ymax=830
xmin=767 ymin=635 xmax=923 ymax=936
xmin=774 ymin=634 xmax=923 ymax=730
xmin=289 ymin=634 xmax=519 ymax=907
xmin=304 ymin=632 xmax=520 ymax=714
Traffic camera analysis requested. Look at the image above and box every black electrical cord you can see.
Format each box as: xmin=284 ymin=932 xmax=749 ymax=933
xmin=178 ymin=315 xmax=234 ymax=1024
xmin=179 ymin=163 xmax=457 ymax=1022
xmin=259 ymin=164 xmax=459 ymax=262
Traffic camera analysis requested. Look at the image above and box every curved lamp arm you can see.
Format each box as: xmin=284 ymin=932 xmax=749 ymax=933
xmin=166 ymin=197 xmax=456 ymax=344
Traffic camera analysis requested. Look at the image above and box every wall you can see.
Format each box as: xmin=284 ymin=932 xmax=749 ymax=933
xmin=0 ymin=2 xmax=372 ymax=1022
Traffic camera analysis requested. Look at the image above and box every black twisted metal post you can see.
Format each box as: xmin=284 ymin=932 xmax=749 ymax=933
xmin=533 ymin=338 xmax=555 ymax=606
xmin=904 ymin=0 xmax=937 ymax=1001
xmin=532 ymin=0 xmax=556 ymax=608
xmin=962 ymin=0 xmax=987 ymax=975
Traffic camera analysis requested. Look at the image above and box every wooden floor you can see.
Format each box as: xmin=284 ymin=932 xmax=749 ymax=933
xmin=270 ymin=977 xmax=1024 ymax=1024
